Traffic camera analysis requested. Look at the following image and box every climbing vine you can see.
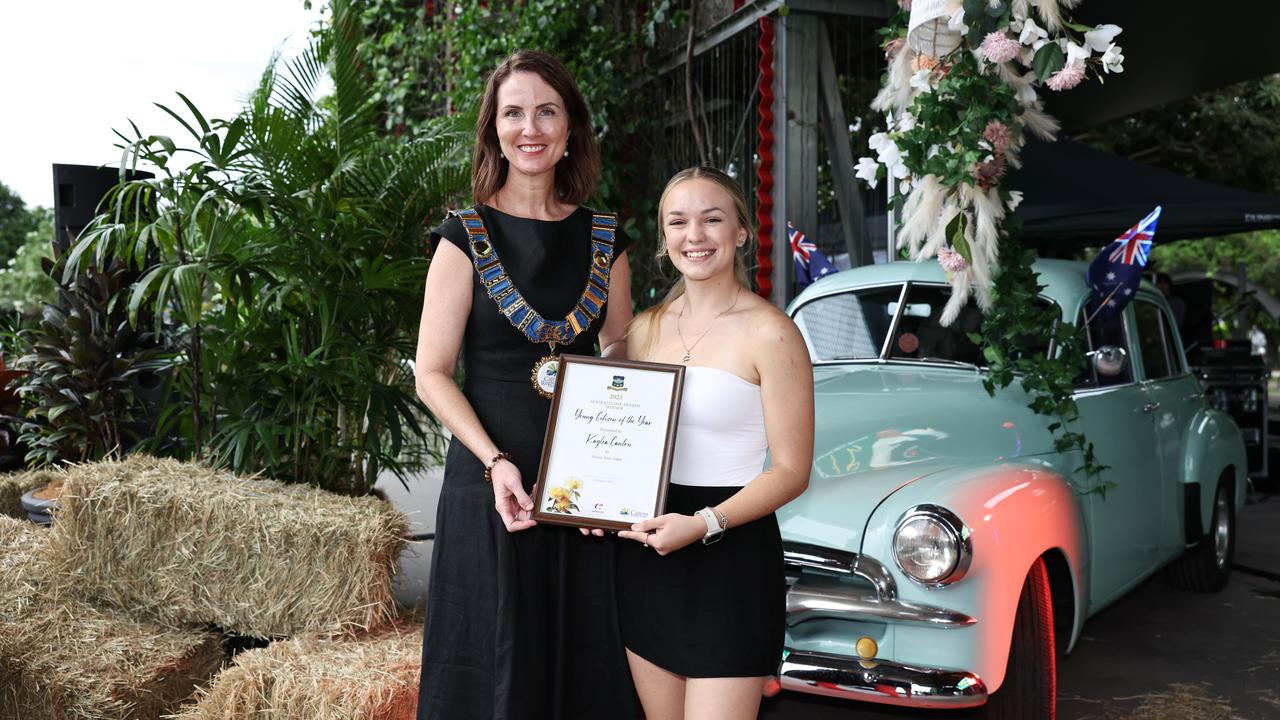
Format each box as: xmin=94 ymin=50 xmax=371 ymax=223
xmin=857 ymin=0 xmax=1126 ymax=484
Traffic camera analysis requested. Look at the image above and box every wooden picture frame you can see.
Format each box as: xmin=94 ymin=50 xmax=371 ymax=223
xmin=532 ymin=354 xmax=685 ymax=531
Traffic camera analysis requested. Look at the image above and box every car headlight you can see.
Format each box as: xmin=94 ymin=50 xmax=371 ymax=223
xmin=893 ymin=505 xmax=972 ymax=587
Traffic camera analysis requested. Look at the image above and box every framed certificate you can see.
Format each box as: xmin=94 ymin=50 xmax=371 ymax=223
xmin=533 ymin=354 xmax=685 ymax=531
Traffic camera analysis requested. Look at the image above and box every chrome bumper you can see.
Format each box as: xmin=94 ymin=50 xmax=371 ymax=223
xmin=783 ymin=542 xmax=976 ymax=628
xmin=778 ymin=648 xmax=988 ymax=708
xmin=787 ymin=582 xmax=976 ymax=627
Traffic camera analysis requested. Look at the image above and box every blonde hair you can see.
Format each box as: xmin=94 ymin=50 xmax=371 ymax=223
xmin=633 ymin=166 xmax=756 ymax=349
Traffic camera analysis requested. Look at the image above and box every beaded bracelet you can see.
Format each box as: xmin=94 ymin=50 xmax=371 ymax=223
xmin=483 ymin=451 xmax=512 ymax=483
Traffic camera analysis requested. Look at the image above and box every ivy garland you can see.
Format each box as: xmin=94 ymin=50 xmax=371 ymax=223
xmin=858 ymin=0 xmax=1127 ymax=484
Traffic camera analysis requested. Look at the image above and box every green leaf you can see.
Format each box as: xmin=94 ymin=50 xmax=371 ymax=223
xmin=950 ymin=214 xmax=973 ymax=263
xmin=1032 ymin=43 xmax=1066 ymax=82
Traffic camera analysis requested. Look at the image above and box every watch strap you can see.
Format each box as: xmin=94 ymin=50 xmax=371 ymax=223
xmin=696 ymin=507 xmax=726 ymax=544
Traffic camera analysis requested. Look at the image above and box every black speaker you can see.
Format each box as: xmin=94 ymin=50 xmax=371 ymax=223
xmin=51 ymin=164 xmax=153 ymax=254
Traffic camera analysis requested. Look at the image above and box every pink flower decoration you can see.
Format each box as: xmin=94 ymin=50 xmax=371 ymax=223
xmin=897 ymin=0 xmax=912 ymax=9
xmin=979 ymin=32 xmax=1021 ymax=63
xmin=937 ymin=247 xmax=969 ymax=273
xmin=884 ymin=37 xmax=906 ymax=61
xmin=1046 ymin=63 xmax=1086 ymax=91
xmin=983 ymin=121 xmax=1012 ymax=156
xmin=973 ymin=157 xmax=1006 ymax=189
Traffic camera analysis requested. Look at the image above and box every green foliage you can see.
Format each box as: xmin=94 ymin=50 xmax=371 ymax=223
xmin=973 ymin=231 xmax=1106 ymax=487
xmin=894 ymin=51 xmax=1022 ymax=188
xmin=0 ymin=181 xmax=38 ymax=267
xmin=0 ymin=208 xmax=57 ymax=316
xmin=68 ymin=0 xmax=470 ymax=495
xmin=1151 ymin=229 xmax=1280 ymax=355
xmin=876 ymin=2 xmax=1106 ymax=483
xmin=10 ymin=254 xmax=166 ymax=466
xmin=344 ymin=0 xmax=677 ymax=305
xmin=1085 ymin=76 xmax=1280 ymax=195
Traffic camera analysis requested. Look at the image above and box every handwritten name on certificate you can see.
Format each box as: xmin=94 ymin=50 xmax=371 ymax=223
xmin=535 ymin=356 xmax=683 ymax=530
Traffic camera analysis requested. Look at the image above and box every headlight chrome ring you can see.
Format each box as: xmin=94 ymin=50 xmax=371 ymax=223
xmin=892 ymin=504 xmax=973 ymax=588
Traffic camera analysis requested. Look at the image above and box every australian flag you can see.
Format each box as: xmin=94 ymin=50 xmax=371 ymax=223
xmin=790 ymin=221 xmax=839 ymax=288
xmin=1086 ymin=206 xmax=1161 ymax=322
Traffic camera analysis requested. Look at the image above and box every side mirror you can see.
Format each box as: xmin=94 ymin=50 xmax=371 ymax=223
xmin=1090 ymin=345 xmax=1128 ymax=377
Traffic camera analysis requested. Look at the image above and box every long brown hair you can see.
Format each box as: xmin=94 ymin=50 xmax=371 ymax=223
xmin=471 ymin=50 xmax=600 ymax=205
xmin=634 ymin=166 xmax=756 ymax=348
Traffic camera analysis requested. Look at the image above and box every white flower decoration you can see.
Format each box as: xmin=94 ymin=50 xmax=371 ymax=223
xmin=1084 ymin=24 xmax=1123 ymax=53
xmin=890 ymin=154 xmax=911 ymax=179
xmin=1101 ymin=43 xmax=1125 ymax=73
xmin=1007 ymin=191 xmax=1024 ymax=211
xmin=1065 ymin=40 xmax=1090 ymax=66
xmin=868 ymin=133 xmax=909 ymax=180
xmin=909 ymin=69 xmax=934 ymax=94
xmin=1018 ymin=17 xmax=1048 ymax=49
xmin=855 ymin=157 xmax=880 ymax=189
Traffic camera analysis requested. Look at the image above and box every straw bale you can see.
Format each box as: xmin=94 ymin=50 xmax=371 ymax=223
xmin=0 ymin=468 xmax=61 ymax=519
xmin=0 ymin=515 xmax=225 ymax=720
xmin=45 ymin=455 xmax=409 ymax=637
xmin=173 ymin=623 xmax=422 ymax=720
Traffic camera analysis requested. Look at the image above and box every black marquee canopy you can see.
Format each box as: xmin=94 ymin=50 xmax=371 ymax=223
xmin=1010 ymin=138 xmax=1280 ymax=249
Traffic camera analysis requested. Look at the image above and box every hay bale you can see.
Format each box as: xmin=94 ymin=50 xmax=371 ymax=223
xmin=46 ymin=455 xmax=408 ymax=637
xmin=0 ymin=515 xmax=225 ymax=720
xmin=0 ymin=468 xmax=60 ymax=519
xmin=174 ymin=623 xmax=422 ymax=720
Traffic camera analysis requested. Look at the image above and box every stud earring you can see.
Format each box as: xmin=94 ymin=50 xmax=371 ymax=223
xmin=563 ymin=148 xmax=570 ymax=158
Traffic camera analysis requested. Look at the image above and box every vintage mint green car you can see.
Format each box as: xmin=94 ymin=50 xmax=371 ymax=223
xmin=776 ymin=258 xmax=1246 ymax=717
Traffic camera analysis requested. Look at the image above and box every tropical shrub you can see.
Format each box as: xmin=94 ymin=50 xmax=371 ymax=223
xmin=68 ymin=0 xmax=469 ymax=494
xmin=10 ymin=253 xmax=166 ymax=466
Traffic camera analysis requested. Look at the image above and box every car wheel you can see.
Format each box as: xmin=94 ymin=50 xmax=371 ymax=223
xmin=977 ymin=556 xmax=1056 ymax=720
xmin=1166 ymin=480 xmax=1234 ymax=592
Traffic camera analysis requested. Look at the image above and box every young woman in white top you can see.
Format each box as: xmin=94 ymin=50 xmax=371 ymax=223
xmin=616 ymin=166 xmax=814 ymax=720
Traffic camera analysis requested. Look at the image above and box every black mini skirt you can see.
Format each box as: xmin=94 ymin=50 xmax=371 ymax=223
xmin=616 ymin=483 xmax=785 ymax=678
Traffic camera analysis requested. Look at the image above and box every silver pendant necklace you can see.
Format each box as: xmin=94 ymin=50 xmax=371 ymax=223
xmin=676 ymin=291 xmax=740 ymax=364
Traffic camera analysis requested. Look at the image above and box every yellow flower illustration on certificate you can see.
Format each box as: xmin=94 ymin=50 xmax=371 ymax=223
xmin=545 ymin=478 xmax=583 ymax=514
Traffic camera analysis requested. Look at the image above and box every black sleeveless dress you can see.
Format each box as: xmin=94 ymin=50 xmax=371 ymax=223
xmin=417 ymin=205 xmax=637 ymax=720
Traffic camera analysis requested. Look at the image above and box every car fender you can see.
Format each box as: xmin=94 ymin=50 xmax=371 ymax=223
xmin=860 ymin=459 xmax=1087 ymax=693
xmin=1181 ymin=408 xmax=1248 ymax=530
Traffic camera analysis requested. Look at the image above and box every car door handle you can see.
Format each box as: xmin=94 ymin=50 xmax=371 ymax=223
xmin=1143 ymin=402 xmax=1161 ymax=413
xmin=1183 ymin=392 xmax=1204 ymax=402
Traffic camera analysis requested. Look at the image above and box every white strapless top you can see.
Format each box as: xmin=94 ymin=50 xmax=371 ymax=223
xmin=669 ymin=366 xmax=767 ymax=487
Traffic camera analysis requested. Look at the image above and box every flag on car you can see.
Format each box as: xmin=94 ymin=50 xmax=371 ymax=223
xmin=1086 ymin=206 xmax=1161 ymax=322
xmin=790 ymin=221 xmax=838 ymax=288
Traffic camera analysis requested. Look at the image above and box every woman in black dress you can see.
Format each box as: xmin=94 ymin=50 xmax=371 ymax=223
xmin=414 ymin=50 xmax=636 ymax=719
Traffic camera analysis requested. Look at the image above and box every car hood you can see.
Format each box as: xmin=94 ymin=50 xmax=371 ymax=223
xmin=777 ymin=363 xmax=1054 ymax=554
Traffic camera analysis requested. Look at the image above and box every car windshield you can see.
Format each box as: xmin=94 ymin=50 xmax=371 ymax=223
xmin=794 ymin=284 xmax=902 ymax=360
xmin=794 ymin=283 xmax=1054 ymax=364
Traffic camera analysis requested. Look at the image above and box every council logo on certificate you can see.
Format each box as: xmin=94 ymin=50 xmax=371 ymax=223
xmin=534 ymin=355 xmax=684 ymax=531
